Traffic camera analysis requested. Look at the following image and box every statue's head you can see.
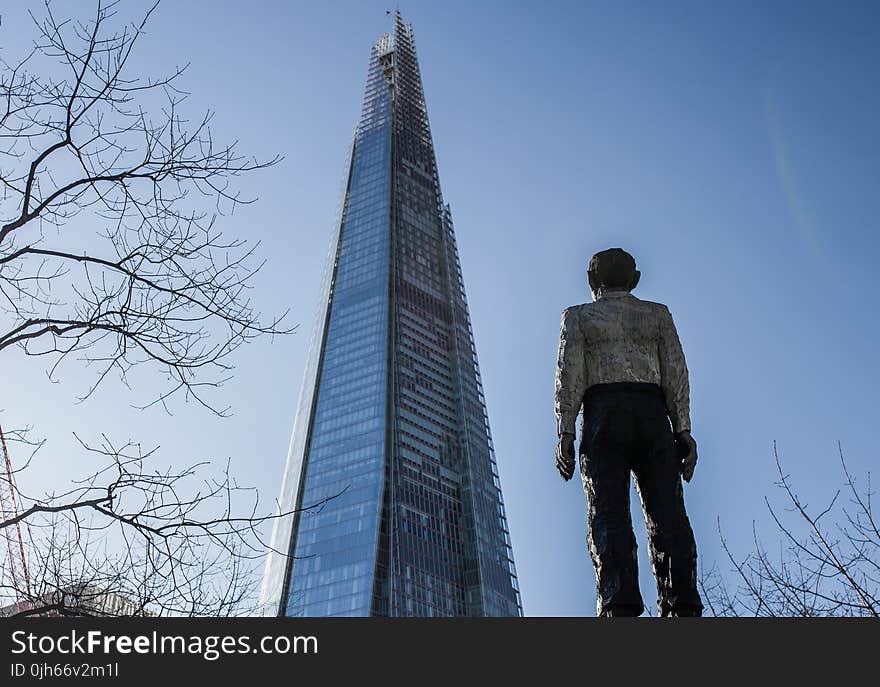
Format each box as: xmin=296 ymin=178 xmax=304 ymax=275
xmin=588 ymin=248 xmax=640 ymax=300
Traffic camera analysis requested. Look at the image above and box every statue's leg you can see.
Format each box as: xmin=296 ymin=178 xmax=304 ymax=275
xmin=582 ymin=402 xmax=644 ymax=618
xmin=632 ymin=400 xmax=702 ymax=617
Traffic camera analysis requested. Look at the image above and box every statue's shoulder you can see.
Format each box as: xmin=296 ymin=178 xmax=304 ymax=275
xmin=558 ymin=303 xmax=591 ymax=334
xmin=632 ymin=296 xmax=671 ymax=314
xmin=632 ymin=297 xmax=674 ymax=324
xmin=561 ymin=302 xmax=592 ymax=320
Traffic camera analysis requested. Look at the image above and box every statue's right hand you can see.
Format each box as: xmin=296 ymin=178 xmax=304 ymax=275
xmin=556 ymin=433 xmax=576 ymax=482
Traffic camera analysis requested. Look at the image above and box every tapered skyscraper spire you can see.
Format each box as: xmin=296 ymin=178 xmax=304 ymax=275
xmin=261 ymin=14 xmax=521 ymax=617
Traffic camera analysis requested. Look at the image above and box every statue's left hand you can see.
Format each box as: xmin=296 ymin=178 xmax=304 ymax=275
xmin=556 ymin=433 xmax=576 ymax=481
xmin=676 ymin=431 xmax=698 ymax=482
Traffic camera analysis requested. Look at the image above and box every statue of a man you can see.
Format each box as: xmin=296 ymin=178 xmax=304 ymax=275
xmin=554 ymin=248 xmax=702 ymax=617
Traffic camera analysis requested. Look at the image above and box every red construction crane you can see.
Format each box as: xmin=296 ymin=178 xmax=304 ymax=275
xmin=0 ymin=424 xmax=31 ymax=612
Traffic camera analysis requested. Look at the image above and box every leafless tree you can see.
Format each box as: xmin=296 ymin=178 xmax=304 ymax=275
xmin=1 ymin=430 xmax=336 ymax=617
xmin=700 ymin=443 xmax=879 ymax=617
xmin=0 ymin=1 xmax=301 ymax=616
xmin=0 ymin=0 xmax=287 ymax=411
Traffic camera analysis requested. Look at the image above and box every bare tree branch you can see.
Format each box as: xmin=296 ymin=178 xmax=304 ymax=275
xmin=701 ymin=442 xmax=879 ymax=617
xmin=0 ymin=1 xmax=304 ymax=617
xmin=1 ymin=432 xmax=342 ymax=617
xmin=0 ymin=0 xmax=290 ymax=413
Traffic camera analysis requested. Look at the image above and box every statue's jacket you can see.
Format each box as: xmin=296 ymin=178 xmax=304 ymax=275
xmin=554 ymin=291 xmax=690 ymax=437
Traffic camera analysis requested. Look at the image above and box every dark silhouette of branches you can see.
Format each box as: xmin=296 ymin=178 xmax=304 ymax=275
xmin=700 ymin=442 xmax=879 ymax=617
xmin=0 ymin=434 xmax=341 ymax=617
xmin=0 ymin=0 xmax=289 ymax=414
xmin=0 ymin=1 xmax=303 ymax=617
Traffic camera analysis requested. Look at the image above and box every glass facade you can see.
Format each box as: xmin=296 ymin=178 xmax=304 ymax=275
xmin=261 ymin=14 xmax=521 ymax=617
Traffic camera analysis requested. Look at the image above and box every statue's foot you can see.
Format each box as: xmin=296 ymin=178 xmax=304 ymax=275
xmin=599 ymin=604 xmax=641 ymax=618
xmin=659 ymin=603 xmax=702 ymax=618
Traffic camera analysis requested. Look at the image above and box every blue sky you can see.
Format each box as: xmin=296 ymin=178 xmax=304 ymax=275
xmin=2 ymin=0 xmax=878 ymax=615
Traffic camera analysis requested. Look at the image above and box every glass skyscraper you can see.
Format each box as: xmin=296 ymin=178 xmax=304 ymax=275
xmin=260 ymin=13 xmax=521 ymax=617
